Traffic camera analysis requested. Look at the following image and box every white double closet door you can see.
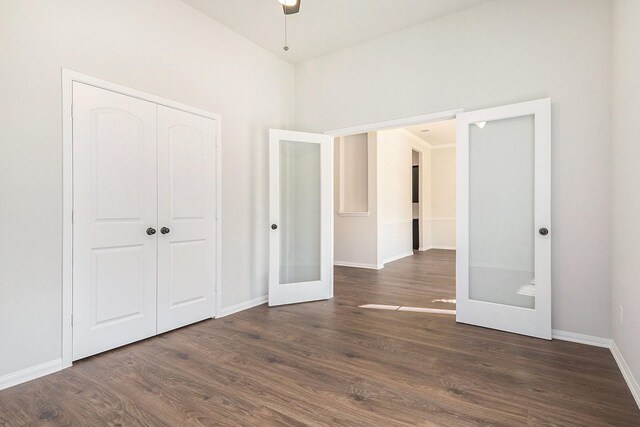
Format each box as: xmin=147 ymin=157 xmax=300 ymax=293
xmin=72 ymin=82 xmax=216 ymax=360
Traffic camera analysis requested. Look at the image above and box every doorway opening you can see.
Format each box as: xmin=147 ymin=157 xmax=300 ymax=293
xmin=324 ymin=99 xmax=551 ymax=339
xmin=331 ymin=116 xmax=457 ymax=312
xmin=412 ymin=149 xmax=420 ymax=251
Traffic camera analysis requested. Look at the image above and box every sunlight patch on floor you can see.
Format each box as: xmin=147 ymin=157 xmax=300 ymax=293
xmin=359 ymin=304 xmax=455 ymax=315
xmin=432 ymin=298 xmax=456 ymax=304
xmin=398 ymin=307 xmax=456 ymax=315
xmin=359 ymin=304 xmax=400 ymax=310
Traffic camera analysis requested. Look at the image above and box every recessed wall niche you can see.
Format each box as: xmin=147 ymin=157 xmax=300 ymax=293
xmin=338 ymin=133 xmax=369 ymax=215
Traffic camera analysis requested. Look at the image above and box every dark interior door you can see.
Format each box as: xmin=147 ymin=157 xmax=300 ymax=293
xmin=413 ymin=165 xmax=419 ymax=249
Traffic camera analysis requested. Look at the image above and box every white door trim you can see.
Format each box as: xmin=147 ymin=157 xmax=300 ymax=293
xmin=61 ymin=69 xmax=222 ymax=368
xmin=324 ymin=108 xmax=463 ymax=137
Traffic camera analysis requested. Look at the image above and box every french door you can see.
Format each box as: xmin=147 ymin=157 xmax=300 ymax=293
xmin=456 ymin=99 xmax=551 ymax=339
xmin=72 ymin=82 xmax=216 ymax=360
xmin=268 ymin=129 xmax=333 ymax=306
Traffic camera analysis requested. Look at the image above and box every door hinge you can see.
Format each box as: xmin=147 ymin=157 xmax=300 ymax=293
xmin=71 ymin=314 xmax=73 ymax=326
xmin=71 ymin=209 xmax=74 ymax=223
xmin=71 ymin=104 xmax=73 ymax=118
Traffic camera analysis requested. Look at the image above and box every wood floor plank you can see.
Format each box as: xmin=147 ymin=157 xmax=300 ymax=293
xmin=0 ymin=250 xmax=638 ymax=426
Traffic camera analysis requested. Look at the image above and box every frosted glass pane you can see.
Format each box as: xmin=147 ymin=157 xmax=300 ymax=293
xmin=469 ymin=115 xmax=535 ymax=309
xmin=280 ymin=141 xmax=321 ymax=284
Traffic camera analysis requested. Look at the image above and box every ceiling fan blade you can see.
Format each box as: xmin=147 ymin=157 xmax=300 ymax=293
xmin=283 ymin=0 xmax=301 ymax=15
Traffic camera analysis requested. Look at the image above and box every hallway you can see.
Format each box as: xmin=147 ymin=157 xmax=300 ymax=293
xmin=336 ymin=249 xmax=456 ymax=311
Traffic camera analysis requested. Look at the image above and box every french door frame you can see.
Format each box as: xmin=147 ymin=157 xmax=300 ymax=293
xmin=268 ymin=129 xmax=333 ymax=306
xmin=61 ymin=69 xmax=222 ymax=369
xmin=326 ymin=103 xmax=551 ymax=340
xmin=456 ymin=98 xmax=551 ymax=339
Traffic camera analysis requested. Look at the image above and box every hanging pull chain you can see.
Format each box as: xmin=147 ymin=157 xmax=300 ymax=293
xmin=283 ymin=13 xmax=289 ymax=51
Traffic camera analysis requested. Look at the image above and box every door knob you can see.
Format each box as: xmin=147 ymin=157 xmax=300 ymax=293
xmin=160 ymin=227 xmax=171 ymax=235
xmin=539 ymin=227 xmax=549 ymax=236
xmin=271 ymin=224 xmax=278 ymax=230
xmin=146 ymin=227 xmax=156 ymax=236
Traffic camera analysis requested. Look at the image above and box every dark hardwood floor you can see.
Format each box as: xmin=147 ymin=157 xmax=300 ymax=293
xmin=336 ymin=249 xmax=457 ymax=310
xmin=1 ymin=250 xmax=639 ymax=426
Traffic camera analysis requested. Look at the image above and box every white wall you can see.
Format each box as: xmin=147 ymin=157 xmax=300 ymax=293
xmin=429 ymin=147 xmax=456 ymax=249
xmin=378 ymin=129 xmax=430 ymax=263
xmin=295 ymin=0 xmax=612 ymax=338
xmin=417 ymin=144 xmax=431 ymax=252
xmin=0 ymin=0 xmax=293 ymax=380
xmin=611 ymin=0 xmax=640 ymax=400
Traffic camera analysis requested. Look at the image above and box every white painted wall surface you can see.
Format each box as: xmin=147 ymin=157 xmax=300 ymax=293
xmin=378 ymin=129 xmax=430 ymax=263
xmin=0 ymin=0 xmax=293 ymax=379
xmin=418 ymin=146 xmax=432 ymax=251
xmin=296 ymin=0 xmax=612 ymax=338
xmin=611 ymin=0 xmax=640 ymax=397
xmin=429 ymin=147 xmax=456 ymax=249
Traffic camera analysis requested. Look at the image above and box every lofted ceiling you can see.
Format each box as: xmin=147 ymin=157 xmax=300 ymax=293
xmin=405 ymin=119 xmax=456 ymax=146
xmin=181 ymin=0 xmax=491 ymax=63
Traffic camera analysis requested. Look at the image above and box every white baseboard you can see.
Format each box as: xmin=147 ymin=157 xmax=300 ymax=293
xmin=425 ymin=246 xmax=456 ymax=251
xmin=334 ymin=261 xmax=383 ymax=269
xmin=0 ymin=358 xmax=64 ymax=391
xmin=552 ymin=329 xmax=612 ymax=348
xmin=1 ymin=295 xmax=270 ymax=391
xmin=217 ymin=295 xmax=268 ymax=318
xmin=382 ymin=251 xmax=414 ymax=265
xmin=551 ymin=331 xmax=639 ymax=409
xmin=611 ymin=341 xmax=640 ymax=409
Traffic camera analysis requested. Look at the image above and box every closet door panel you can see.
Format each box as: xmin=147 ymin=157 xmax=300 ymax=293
xmin=72 ymin=82 xmax=158 ymax=360
xmin=157 ymin=106 xmax=216 ymax=333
